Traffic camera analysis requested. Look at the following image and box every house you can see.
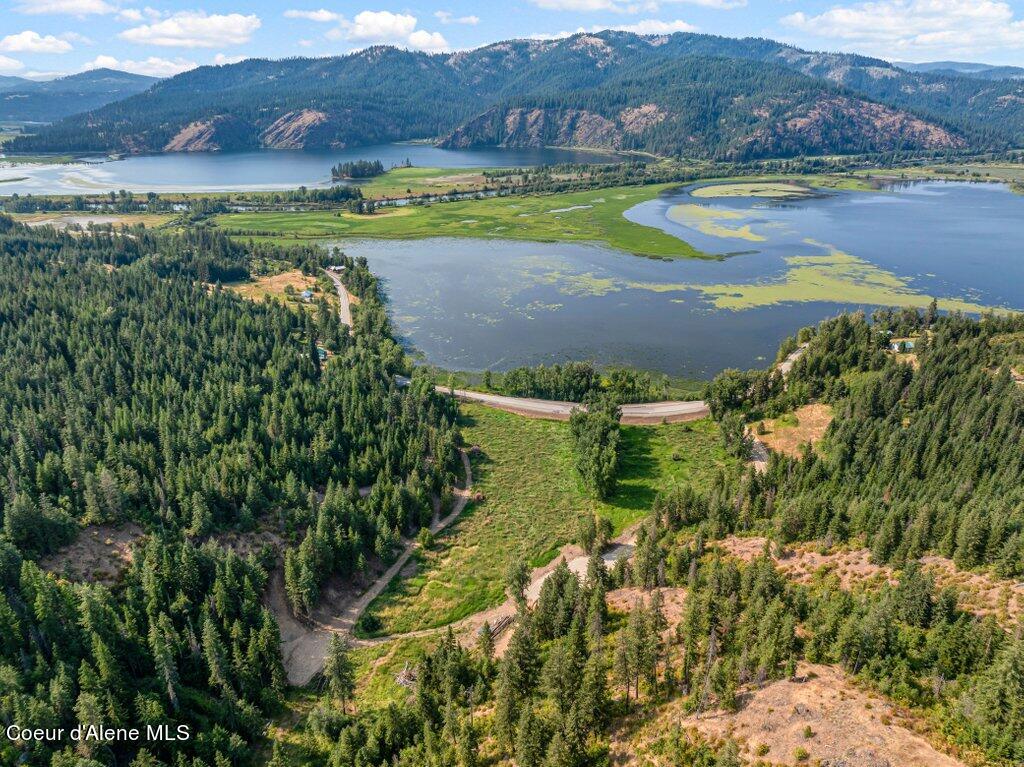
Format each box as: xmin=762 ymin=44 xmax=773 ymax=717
xmin=317 ymin=347 xmax=328 ymax=362
xmin=327 ymin=264 xmax=346 ymax=272
xmin=301 ymin=289 xmax=314 ymax=301
xmin=889 ymin=338 xmax=916 ymax=352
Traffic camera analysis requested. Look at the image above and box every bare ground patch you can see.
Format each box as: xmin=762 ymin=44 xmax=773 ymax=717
xmin=227 ymin=269 xmax=322 ymax=304
xmin=718 ymin=536 xmax=1023 ymax=627
xmin=755 ymin=403 xmax=834 ymax=458
xmin=40 ymin=523 xmax=144 ymax=584
xmin=684 ymin=663 xmax=967 ymax=767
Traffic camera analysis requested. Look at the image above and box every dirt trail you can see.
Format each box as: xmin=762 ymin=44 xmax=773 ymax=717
xmin=277 ymin=450 xmax=473 ymax=686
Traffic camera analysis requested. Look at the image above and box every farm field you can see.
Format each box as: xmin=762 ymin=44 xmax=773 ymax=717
xmin=358 ymin=403 xmax=740 ymax=637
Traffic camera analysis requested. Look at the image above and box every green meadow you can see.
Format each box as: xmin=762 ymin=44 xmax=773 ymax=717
xmin=216 ymin=183 xmax=706 ymax=258
xmin=357 ymin=404 xmax=740 ymax=638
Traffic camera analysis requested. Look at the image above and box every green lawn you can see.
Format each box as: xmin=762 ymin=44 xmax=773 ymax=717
xmin=215 ymin=183 xmax=706 ymax=258
xmin=358 ymin=404 xmax=739 ymax=637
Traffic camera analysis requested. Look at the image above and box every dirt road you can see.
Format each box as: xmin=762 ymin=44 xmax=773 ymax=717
xmin=278 ymin=449 xmax=473 ymax=686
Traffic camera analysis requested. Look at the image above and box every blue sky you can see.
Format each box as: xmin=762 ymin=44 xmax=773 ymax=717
xmin=3 ymin=0 xmax=1024 ymax=79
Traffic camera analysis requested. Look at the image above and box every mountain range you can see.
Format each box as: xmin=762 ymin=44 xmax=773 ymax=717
xmin=10 ymin=32 xmax=1024 ymax=159
xmin=897 ymin=61 xmax=1024 ymax=81
xmin=0 ymin=69 xmax=158 ymax=124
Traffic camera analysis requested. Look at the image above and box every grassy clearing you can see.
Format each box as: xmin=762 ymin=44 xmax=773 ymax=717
xmin=350 ymin=635 xmax=436 ymax=710
xmin=358 ymin=166 xmax=499 ymax=198
xmin=216 ymin=183 xmax=706 ymax=259
xmin=691 ymin=181 xmax=817 ymax=199
xmin=225 ymin=269 xmax=334 ymax=310
xmin=755 ymin=403 xmax=834 ymax=457
xmin=360 ymin=404 xmax=739 ymax=637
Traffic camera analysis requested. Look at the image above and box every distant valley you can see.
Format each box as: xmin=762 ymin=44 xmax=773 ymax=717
xmin=0 ymin=68 xmax=157 ymax=124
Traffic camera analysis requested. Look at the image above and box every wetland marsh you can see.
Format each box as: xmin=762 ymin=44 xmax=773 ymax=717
xmin=330 ymin=180 xmax=1023 ymax=377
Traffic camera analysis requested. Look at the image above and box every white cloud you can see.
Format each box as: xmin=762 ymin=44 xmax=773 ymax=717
xmin=82 ymin=53 xmax=196 ymax=77
xmin=531 ymin=19 xmax=698 ymax=39
xmin=14 ymin=0 xmax=115 ymax=15
xmin=318 ymin=10 xmax=450 ymax=52
xmin=530 ymin=0 xmax=625 ymax=10
xmin=608 ymin=19 xmax=698 ymax=33
xmin=284 ymin=8 xmax=341 ymax=23
xmin=213 ymin=53 xmax=245 ymax=65
xmin=119 ymin=11 xmax=261 ymax=48
xmin=434 ymin=10 xmax=480 ymax=25
xmin=530 ymin=0 xmax=742 ymax=11
xmin=407 ymin=29 xmax=449 ymax=53
xmin=348 ymin=11 xmax=418 ymax=42
xmin=117 ymin=8 xmax=144 ymax=22
xmin=0 ymin=55 xmax=25 ymax=73
xmin=782 ymin=0 xmax=1024 ymax=58
xmin=0 ymin=31 xmax=74 ymax=53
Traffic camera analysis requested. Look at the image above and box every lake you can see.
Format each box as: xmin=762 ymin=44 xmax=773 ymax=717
xmin=0 ymin=144 xmax=620 ymax=195
xmin=331 ymin=181 xmax=1024 ymax=378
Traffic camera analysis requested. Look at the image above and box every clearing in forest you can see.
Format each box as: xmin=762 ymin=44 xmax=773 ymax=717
xmin=718 ymin=535 xmax=1024 ymax=627
xmin=663 ymin=663 xmax=965 ymax=767
xmin=227 ymin=269 xmax=329 ymax=307
xmin=40 ymin=523 xmax=144 ymax=584
xmin=754 ymin=403 xmax=834 ymax=457
xmin=358 ymin=404 xmax=739 ymax=637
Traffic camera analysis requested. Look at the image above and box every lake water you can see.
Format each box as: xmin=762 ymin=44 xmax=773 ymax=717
xmin=0 ymin=144 xmax=620 ymax=195
xmin=331 ymin=181 xmax=1024 ymax=378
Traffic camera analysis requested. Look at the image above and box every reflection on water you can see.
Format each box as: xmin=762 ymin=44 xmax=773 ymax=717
xmin=330 ymin=181 xmax=1024 ymax=378
xmin=0 ymin=144 xmax=621 ymax=195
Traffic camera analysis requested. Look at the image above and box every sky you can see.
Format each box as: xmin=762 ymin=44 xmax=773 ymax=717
xmin=2 ymin=0 xmax=1024 ymax=80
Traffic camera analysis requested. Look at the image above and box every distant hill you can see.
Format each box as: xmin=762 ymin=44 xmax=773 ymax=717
xmin=11 ymin=32 xmax=1024 ymax=158
xmin=898 ymin=60 xmax=1024 ymax=81
xmin=0 ymin=75 xmax=33 ymax=93
xmin=0 ymin=69 xmax=158 ymax=124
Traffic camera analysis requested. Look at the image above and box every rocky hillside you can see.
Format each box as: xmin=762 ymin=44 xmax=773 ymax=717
xmin=442 ymin=57 xmax=967 ymax=159
xmin=10 ymin=31 xmax=1020 ymax=157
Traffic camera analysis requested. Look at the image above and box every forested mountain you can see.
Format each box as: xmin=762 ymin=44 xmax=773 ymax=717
xmin=899 ymin=60 xmax=1024 ymax=81
xmin=0 ymin=69 xmax=158 ymax=123
xmin=441 ymin=56 xmax=967 ymax=159
xmin=11 ymin=31 xmax=1024 ymax=157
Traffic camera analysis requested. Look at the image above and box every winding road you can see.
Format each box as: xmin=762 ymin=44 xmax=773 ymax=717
xmin=273 ymin=268 xmax=715 ymax=685
xmin=277 ymin=449 xmax=473 ymax=686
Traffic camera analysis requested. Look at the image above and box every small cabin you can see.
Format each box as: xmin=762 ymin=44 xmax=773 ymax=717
xmin=317 ymin=347 xmax=328 ymax=362
xmin=889 ymin=338 xmax=916 ymax=352
xmin=328 ymin=264 xmax=346 ymax=272
xmin=301 ymin=289 xmax=314 ymax=301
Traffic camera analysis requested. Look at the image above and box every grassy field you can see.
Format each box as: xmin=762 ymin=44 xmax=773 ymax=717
xmin=357 ymin=166 xmax=498 ymax=198
xmin=215 ymin=183 xmax=707 ymax=258
xmin=359 ymin=404 xmax=739 ymax=637
xmin=691 ymin=181 xmax=819 ymax=199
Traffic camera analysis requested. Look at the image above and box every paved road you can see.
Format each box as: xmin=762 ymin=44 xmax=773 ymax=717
xmin=410 ymin=381 xmax=710 ymax=424
xmin=777 ymin=343 xmax=808 ymax=377
xmin=323 ymin=269 xmax=354 ymax=330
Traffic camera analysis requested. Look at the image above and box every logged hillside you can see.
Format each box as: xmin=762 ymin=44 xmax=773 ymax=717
xmin=0 ymin=68 xmax=157 ymax=123
xmin=11 ymin=31 xmax=1023 ymax=157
